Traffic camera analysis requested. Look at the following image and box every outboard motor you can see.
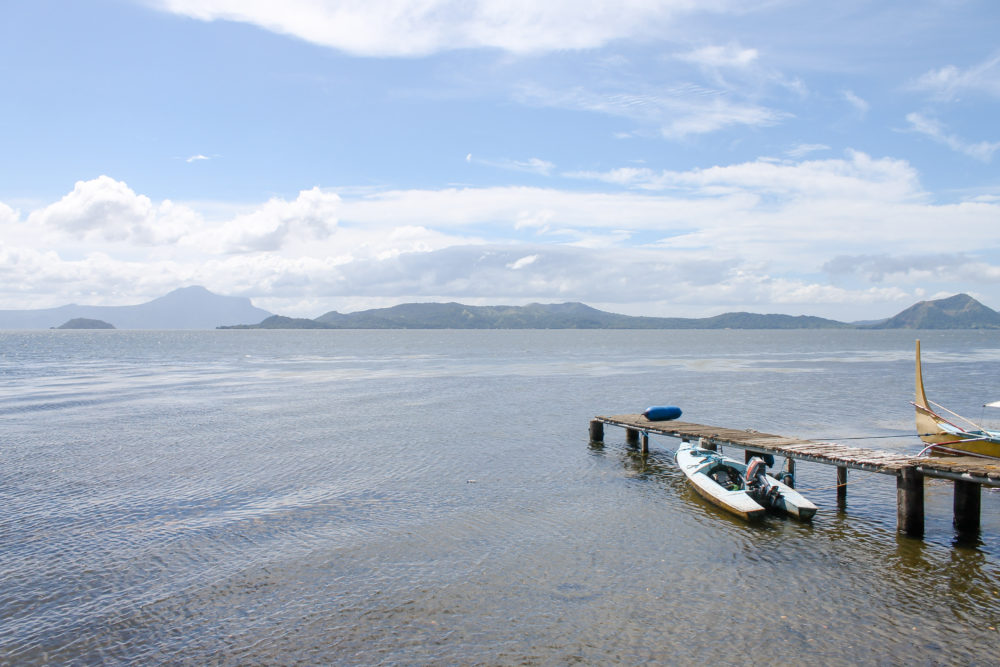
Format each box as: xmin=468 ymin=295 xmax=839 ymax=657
xmin=745 ymin=456 xmax=782 ymax=509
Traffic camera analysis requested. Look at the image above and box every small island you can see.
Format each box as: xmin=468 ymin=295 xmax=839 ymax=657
xmin=54 ymin=318 xmax=116 ymax=330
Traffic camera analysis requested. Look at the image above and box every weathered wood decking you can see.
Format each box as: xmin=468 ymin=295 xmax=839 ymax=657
xmin=591 ymin=415 xmax=1000 ymax=538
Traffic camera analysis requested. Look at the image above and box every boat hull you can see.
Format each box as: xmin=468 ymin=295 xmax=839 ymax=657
xmin=914 ymin=340 xmax=1000 ymax=459
xmin=675 ymin=442 xmax=816 ymax=521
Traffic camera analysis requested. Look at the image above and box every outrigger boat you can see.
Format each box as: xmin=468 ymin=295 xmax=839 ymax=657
xmin=674 ymin=439 xmax=817 ymax=521
xmin=914 ymin=340 xmax=1000 ymax=459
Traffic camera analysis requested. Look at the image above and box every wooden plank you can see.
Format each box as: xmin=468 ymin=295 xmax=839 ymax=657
xmin=594 ymin=415 xmax=1000 ymax=486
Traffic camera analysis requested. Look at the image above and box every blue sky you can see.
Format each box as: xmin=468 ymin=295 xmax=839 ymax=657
xmin=1 ymin=0 xmax=998 ymax=319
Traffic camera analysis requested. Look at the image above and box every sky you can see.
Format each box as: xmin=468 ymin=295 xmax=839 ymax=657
xmin=1 ymin=0 xmax=999 ymax=320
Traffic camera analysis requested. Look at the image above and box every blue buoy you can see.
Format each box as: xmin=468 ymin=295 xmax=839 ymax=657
xmin=643 ymin=405 xmax=682 ymax=421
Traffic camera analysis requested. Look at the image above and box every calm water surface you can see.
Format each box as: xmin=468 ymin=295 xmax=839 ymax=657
xmin=1 ymin=329 xmax=999 ymax=664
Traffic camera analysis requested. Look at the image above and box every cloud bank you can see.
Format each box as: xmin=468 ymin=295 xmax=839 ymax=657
xmin=3 ymin=150 xmax=999 ymax=319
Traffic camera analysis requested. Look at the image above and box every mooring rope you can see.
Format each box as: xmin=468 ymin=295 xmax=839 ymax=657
xmin=810 ymin=434 xmax=918 ymax=441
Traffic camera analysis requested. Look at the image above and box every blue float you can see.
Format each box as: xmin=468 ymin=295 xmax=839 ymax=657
xmin=643 ymin=405 xmax=683 ymax=421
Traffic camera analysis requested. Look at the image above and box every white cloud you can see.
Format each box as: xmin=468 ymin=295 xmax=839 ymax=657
xmin=4 ymin=158 xmax=1000 ymax=317
xmin=912 ymin=53 xmax=1000 ymax=101
xmin=193 ymin=186 xmax=341 ymax=253
xmin=660 ymin=98 xmax=786 ymax=138
xmin=517 ymin=83 xmax=789 ymax=139
xmin=0 ymin=201 xmax=19 ymax=225
xmin=566 ymin=150 xmax=924 ymax=201
xmin=785 ymin=144 xmax=829 ymax=159
xmin=906 ymin=112 xmax=1000 ymax=162
xmin=149 ymin=0 xmax=747 ymax=57
xmin=842 ymin=90 xmax=869 ymax=115
xmin=677 ymin=44 xmax=758 ymax=69
xmin=471 ymin=155 xmax=555 ymax=176
xmin=507 ymin=254 xmax=539 ymax=269
xmin=25 ymin=176 xmax=198 ymax=245
xmin=186 ymin=154 xmax=211 ymax=163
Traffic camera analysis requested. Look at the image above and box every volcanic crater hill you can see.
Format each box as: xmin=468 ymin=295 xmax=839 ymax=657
xmin=0 ymin=286 xmax=273 ymax=330
xmin=865 ymin=293 xmax=1000 ymax=329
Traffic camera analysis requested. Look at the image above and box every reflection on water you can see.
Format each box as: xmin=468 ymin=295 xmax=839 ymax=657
xmin=1 ymin=329 xmax=999 ymax=664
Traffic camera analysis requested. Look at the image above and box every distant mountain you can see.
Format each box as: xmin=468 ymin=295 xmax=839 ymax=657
xmin=310 ymin=302 xmax=851 ymax=329
xmin=9 ymin=289 xmax=994 ymax=330
xmin=866 ymin=293 xmax=1000 ymax=329
xmin=222 ymin=301 xmax=850 ymax=329
xmin=0 ymin=286 xmax=273 ymax=330
xmin=55 ymin=318 xmax=115 ymax=329
xmin=225 ymin=315 xmax=331 ymax=329
xmin=313 ymin=302 xmax=643 ymax=329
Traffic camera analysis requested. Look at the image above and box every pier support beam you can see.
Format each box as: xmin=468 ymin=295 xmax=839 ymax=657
xmin=641 ymin=433 xmax=649 ymax=455
xmin=626 ymin=428 xmax=639 ymax=447
xmin=953 ymin=480 xmax=981 ymax=536
xmin=896 ymin=467 xmax=925 ymax=538
xmin=589 ymin=419 xmax=604 ymax=443
xmin=837 ymin=466 xmax=848 ymax=507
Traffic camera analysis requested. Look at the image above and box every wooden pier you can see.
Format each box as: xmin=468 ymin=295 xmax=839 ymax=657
xmin=590 ymin=415 xmax=1000 ymax=538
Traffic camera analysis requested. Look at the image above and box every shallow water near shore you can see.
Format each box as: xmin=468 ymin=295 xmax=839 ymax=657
xmin=2 ymin=329 xmax=999 ymax=664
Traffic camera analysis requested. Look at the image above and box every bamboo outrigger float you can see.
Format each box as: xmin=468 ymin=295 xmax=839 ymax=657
xmin=914 ymin=340 xmax=1000 ymax=459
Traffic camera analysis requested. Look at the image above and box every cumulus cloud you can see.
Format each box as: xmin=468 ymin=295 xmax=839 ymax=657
xmin=22 ymin=177 xmax=342 ymax=255
xmin=0 ymin=201 xmax=19 ymax=225
xmin=148 ymin=0 xmax=747 ymax=57
xmin=26 ymin=176 xmax=198 ymax=245
xmin=4 ymin=160 xmax=1000 ymax=317
xmin=195 ymin=186 xmax=341 ymax=253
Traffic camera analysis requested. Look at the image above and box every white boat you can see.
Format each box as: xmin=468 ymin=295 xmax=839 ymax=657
xmin=674 ymin=439 xmax=817 ymax=521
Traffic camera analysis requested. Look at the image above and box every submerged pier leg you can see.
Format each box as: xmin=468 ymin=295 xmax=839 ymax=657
xmin=626 ymin=428 xmax=639 ymax=447
xmin=896 ymin=467 xmax=925 ymax=538
xmin=953 ymin=480 xmax=981 ymax=536
xmin=837 ymin=466 xmax=848 ymax=507
xmin=589 ymin=419 xmax=604 ymax=443
xmin=641 ymin=432 xmax=649 ymax=455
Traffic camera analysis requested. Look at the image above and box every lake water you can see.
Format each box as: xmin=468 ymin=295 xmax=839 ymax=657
xmin=1 ymin=329 xmax=999 ymax=664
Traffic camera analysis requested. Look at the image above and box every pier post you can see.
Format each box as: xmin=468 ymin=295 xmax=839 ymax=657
xmin=589 ymin=419 xmax=604 ymax=443
xmin=837 ymin=466 xmax=848 ymax=507
xmin=953 ymin=480 xmax=981 ymax=535
xmin=783 ymin=458 xmax=795 ymax=488
xmin=896 ymin=467 xmax=925 ymax=538
xmin=641 ymin=433 xmax=649 ymax=455
xmin=626 ymin=428 xmax=639 ymax=447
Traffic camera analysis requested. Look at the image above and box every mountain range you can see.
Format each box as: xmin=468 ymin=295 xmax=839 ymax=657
xmin=224 ymin=293 xmax=1000 ymax=330
xmin=1 ymin=288 xmax=997 ymax=330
